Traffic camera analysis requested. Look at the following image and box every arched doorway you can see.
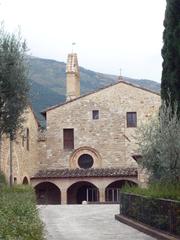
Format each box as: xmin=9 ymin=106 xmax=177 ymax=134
xmin=22 ymin=177 xmax=29 ymax=185
xmin=67 ymin=181 xmax=99 ymax=204
xmin=35 ymin=182 xmax=61 ymax=204
xmin=105 ymin=180 xmax=137 ymax=203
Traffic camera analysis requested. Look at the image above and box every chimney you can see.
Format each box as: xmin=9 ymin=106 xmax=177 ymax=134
xmin=66 ymin=53 xmax=80 ymax=101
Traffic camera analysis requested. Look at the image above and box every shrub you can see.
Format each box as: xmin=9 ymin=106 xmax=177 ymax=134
xmin=0 ymin=185 xmax=44 ymax=240
xmin=122 ymin=182 xmax=180 ymax=201
xmin=137 ymin=103 xmax=180 ymax=182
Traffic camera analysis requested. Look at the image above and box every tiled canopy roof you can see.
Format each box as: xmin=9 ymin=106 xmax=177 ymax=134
xmin=31 ymin=167 xmax=138 ymax=179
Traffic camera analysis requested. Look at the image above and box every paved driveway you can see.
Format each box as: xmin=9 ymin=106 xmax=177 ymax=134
xmin=39 ymin=204 xmax=155 ymax=240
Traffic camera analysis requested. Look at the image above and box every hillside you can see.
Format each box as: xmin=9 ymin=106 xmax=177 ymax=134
xmin=28 ymin=56 xmax=160 ymax=124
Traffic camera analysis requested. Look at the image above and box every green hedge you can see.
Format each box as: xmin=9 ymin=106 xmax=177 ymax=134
xmin=0 ymin=185 xmax=44 ymax=240
xmin=122 ymin=182 xmax=180 ymax=201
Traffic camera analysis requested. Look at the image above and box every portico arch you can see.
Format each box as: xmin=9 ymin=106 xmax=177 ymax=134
xmin=34 ymin=181 xmax=61 ymax=205
xmin=67 ymin=181 xmax=99 ymax=204
xmin=105 ymin=180 xmax=137 ymax=202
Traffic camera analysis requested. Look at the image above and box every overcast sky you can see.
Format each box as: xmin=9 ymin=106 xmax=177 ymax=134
xmin=0 ymin=0 xmax=166 ymax=82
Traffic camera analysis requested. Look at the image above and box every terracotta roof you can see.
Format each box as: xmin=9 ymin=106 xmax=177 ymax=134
xmin=41 ymin=80 xmax=160 ymax=115
xmin=31 ymin=167 xmax=138 ymax=179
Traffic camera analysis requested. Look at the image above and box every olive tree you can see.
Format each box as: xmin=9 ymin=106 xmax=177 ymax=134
xmin=0 ymin=25 xmax=29 ymax=185
xmin=137 ymin=103 xmax=180 ymax=183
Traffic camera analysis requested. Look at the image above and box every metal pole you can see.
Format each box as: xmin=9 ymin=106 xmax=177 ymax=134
xmin=112 ymin=189 xmax=114 ymax=202
xmin=86 ymin=188 xmax=89 ymax=202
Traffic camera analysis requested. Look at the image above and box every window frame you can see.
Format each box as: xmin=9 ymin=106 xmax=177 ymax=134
xmin=126 ymin=112 xmax=137 ymax=128
xmin=92 ymin=110 xmax=99 ymax=120
xmin=63 ymin=128 xmax=74 ymax=150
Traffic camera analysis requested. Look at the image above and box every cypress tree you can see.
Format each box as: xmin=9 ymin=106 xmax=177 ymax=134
xmin=161 ymin=0 xmax=180 ymax=116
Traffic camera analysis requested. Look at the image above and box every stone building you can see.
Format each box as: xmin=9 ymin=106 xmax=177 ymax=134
xmin=0 ymin=106 xmax=40 ymax=185
xmin=29 ymin=53 xmax=161 ymax=204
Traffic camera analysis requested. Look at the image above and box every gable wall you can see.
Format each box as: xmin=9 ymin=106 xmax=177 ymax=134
xmin=44 ymin=83 xmax=161 ymax=170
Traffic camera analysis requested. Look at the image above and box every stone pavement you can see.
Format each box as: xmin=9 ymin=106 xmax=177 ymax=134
xmin=38 ymin=204 xmax=156 ymax=240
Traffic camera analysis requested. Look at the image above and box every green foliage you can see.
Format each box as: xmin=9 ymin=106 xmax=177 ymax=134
xmin=122 ymin=182 xmax=180 ymax=201
xmin=0 ymin=185 xmax=44 ymax=240
xmin=0 ymin=24 xmax=29 ymax=138
xmin=161 ymin=0 xmax=180 ymax=116
xmin=137 ymin=103 xmax=180 ymax=182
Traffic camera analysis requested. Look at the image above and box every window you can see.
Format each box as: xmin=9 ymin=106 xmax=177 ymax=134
xmin=63 ymin=129 xmax=74 ymax=149
xmin=22 ymin=135 xmax=25 ymax=147
xmin=78 ymin=154 xmax=94 ymax=169
xmin=92 ymin=110 xmax=99 ymax=120
xmin=26 ymin=128 xmax=30 ymax=151
xmin=127 ymin=112 xmax=137 ymax=127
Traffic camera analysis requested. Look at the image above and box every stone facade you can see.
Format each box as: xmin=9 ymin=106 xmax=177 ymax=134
xmin=0 ymin=53 xmax=161 ymax=204
xmin=33 ymin=67 xmax=160 ymax=203
xmin=42 ymin=81 xmax=160 ymax=171
xmin=0 ymin=106 xmax=40 ymax=184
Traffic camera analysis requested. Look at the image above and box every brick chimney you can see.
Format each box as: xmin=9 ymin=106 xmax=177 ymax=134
xmin=66 ymin=53 xmax=80 ymax=101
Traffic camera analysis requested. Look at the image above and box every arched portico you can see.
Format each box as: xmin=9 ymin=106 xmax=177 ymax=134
xmin=67 ymin=181 xmax=99 ymax=204
xmin=34 ymin=182 xmax=61 ymax=205
xmin=105 ymin=180 xmax=137 ymax=203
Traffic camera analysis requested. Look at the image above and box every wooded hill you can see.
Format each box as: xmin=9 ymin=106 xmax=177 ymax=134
xmin=28 ymin=56 xmax=160 ymax=124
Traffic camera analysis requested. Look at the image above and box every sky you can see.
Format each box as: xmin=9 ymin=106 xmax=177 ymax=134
xmin=0 ymin=0 xmax=166 ymax=82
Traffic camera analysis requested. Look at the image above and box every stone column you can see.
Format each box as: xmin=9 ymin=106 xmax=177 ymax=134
xmin=99 ymin=187 xmax=106 ymax=203
xmin=61 ymin=189 xmax=67 ymax=204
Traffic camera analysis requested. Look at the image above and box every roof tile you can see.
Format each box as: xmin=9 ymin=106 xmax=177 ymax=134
xmin=31 ymin=167 xmax=138 ymax=179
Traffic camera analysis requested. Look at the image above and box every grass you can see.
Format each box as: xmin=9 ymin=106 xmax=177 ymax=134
xmin=122 ymin=182 xmax=180 ymax=201
xmin=0 ymin=184 xmax=44 ymax=240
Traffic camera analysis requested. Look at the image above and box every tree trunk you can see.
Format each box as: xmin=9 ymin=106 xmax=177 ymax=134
xmin=9 ymin=135 xmax=13 ymax=187
xmin=0 ymin=133 xmax=2 ymax=171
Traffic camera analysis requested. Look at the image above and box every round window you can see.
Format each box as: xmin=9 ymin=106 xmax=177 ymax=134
xmin=78 ymin=154 xmax=94 ymax=169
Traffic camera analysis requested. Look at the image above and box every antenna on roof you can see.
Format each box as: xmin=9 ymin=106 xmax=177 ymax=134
xmin=72 ymin=42 xmax=76 ymax=53
xmin=118 ymin=68 xmax=123 ymax=81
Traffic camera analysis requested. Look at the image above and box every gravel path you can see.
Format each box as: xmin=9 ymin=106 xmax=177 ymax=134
xmin=39 ymin=204 xmax=155 ymax=240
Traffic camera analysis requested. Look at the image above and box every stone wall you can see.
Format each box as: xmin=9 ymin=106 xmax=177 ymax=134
xmin=44 ymin=82 xmax=161 ymax=173
xmin=0 ymin=107 xmax=40 ymax=184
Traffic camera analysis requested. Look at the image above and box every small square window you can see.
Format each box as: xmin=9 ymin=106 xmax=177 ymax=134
xmin=127 ymin=112 xmax=137 ymax=127
xmin=92 ymin=110 xmax=99 ymax=120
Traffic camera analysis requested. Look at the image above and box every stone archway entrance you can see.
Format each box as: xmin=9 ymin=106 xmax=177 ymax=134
xmin=35 ymin=182 xmax=61 ymax=204
xmin=105 ymin=180 xmax=137 ymax=203
xmin=67 ymin=181 xmax=99 ymax=204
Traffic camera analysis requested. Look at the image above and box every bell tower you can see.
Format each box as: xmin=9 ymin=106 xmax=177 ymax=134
xmin=66 ymin=53 xmax=80 ymax=101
